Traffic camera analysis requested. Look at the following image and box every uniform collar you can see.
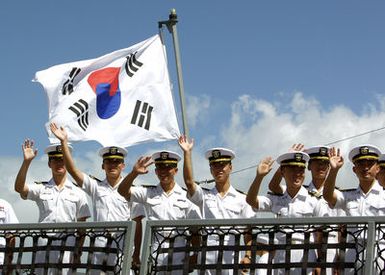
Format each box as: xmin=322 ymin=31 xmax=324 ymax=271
xmin=48 ymin=178 xmax=74 ymax=190
xmin=172 ymin=182 xmax=183 ymax=194
xmin=104 ymin=177 xmax=123 ymax=189
xmin=285 ymin=186 xmax=308 ymax=200
xmin=213 ymin=184 xmax=237 ymax=197
xmin=358 ymin=180 xmax=382 ymax=195
xmin=158 ymin=181 xmax=183 ymax=195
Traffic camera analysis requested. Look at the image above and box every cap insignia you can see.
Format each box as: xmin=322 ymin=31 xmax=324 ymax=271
xmin=360 ymin=147 xmax=369 ymax=155
xmin=319 ymin=147 xmax=327 ymax=156
xmin=160 ymin=152 xmax=169 ymax=160
xmin=212 ymin=150 xmax=221 ymax=158
xmin=294 ymin=153 xmax=303 ymax=161
xmin=109 ymin=147 xmax=118 ymax=155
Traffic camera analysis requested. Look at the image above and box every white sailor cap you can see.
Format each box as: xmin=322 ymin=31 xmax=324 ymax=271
xmin=348 ymin=144 xmax=381 ymax=163
xmin=152 ymin=151 xmax=181 ymax=167
xmin=304 ymin=145 xmax=330 ymax=161
xmin=276 ymin=151 xmax=310 ymax=168
xmin=44 ymin=143 xmax=73 ymax=158
xmin=205 ymin=147 xmax=235 ymax=164
xmin=98 ymin=146 xmax=127 ymax=160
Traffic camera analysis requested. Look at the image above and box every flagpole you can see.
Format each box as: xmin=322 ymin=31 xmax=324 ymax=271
xmin=159 ymin=9 xmax=189 ymax=138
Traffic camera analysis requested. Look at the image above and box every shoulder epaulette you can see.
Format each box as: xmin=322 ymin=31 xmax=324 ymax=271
xmin=308 ymin=190 xmax=322 ymax=198
xmin=339 ymin=188 xmax=356 ymax=192
xmin=89 ymin=175 xmax=102 ymax=182
xmin=267 ymin=191 xmax=283 ymax=196
xmin=141 ymin=185 xmax=157 ymax=188
xmin=72 ymin=181 xmax=80 ymax=187
xmin=34 ymin=181 xmax=48 ymax=185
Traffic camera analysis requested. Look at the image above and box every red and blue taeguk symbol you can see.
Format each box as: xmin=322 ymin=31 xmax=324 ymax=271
xmin=87 ymin=67 xmax=121 ymax=119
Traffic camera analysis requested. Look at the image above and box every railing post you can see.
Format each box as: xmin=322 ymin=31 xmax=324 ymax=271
xmin=139 ymin=220 xmax=154 ymax=275
xmin=121 ymin=221 xmax=135 ymax=275
xmin=364 ymin=221 xmax=376 ymax=274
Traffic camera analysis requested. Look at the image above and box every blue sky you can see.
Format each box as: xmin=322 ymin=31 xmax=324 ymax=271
xmin=1 ymin=1 xmax=385 ymax=222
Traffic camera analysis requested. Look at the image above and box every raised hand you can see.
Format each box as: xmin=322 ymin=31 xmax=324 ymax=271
xmin=133 ymin=156 xmax=154 ymax=175
xmin=328 ymin=147 xmax=344 ymax=170
xmin=50 ymin=122 xmax=68 ymax=142
xmin=178 ymin=135 xmax=194 ymax=152
xmin=289 ymin=143 xmax=305 ymax=152
xmin=257 ymin=157 xmax=274 ymax=177
xmin=22 ymin=139 xmax=38 ymax=162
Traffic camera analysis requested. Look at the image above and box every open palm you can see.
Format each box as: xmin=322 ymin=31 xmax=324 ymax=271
xmin=22 ymin=139 xmax=37 ymax=161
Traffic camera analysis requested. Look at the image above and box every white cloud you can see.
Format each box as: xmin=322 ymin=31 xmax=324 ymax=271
xmin=186 ymin=94 xmax=211 ymax=128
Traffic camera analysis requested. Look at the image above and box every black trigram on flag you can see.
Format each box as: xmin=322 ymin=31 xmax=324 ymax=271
xmin=125 ymin=52 xmax=143 ymax=77
xmin=131 ymin=100 xmax=153 ymax=130
xmin=62 ymin=67 xmax=81 ymax=95
xmin=68 ymin=99 xmax=89 ymax=131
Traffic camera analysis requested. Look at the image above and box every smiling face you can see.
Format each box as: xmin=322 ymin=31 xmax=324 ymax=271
xmin=155 ymin=164 xmax=178 ymax=185
xmin=281 ymin=165 xmax=306 ymax=190
xmin=210 ymin=161 xmax=232 ymax=185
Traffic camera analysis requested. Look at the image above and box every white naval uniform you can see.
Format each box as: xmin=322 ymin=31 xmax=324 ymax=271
xmin=333 ymin=181 xmax=385 ymax=274
xmin=27 ymin=178 xmax=91 ymax=223
xmin=258 ymin=186 xmax=319 ymax=275
xmin=82 ymin=174 xmax=145 ymax=275
xmin=27 ymin=178 xmax=91 ymax=275
xmin=188 ymin=184 xmax=255 ymax=275
xmin=130 ymin=183 xmax=202 ymax=275
xmin=0 ymin=199 xmax=19 ymax=265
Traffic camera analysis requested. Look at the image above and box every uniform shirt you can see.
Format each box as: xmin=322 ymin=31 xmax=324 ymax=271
xmin=27 ymin=178 xmax=91 ymax=223
xmin=189 ymin=184 xmax=255 ymax=219
xmin=258 ymin=186 xmax=319 ymax=218
xmin=272 ymin=182 xmax=341 ymax=217
xmin=188 ymin=185 xmax=255 ymax=275
xmin=259 ymin=186 xmax=319 ymax=275
xmin=130 ymin=183 xmax=202 ymax=221
xmin=82 ymin=173 xmax=145 ymax=222
xmin=335 ymin=180 xmax=385 ymax=216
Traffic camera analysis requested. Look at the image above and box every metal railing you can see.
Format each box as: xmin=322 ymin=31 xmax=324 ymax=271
xmin=0 ymin=221 xmax=135 ymax=275
xmin=1 ymin=217 xmax=385 ymax=274
xmin=140 ymin=216 xmax=385 ymax=275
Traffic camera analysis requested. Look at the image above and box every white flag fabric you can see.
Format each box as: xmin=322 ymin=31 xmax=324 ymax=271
xmin=34 ymin=34 xmax=180 ymax=147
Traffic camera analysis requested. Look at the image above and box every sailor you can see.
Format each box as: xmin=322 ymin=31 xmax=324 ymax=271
xmin=14 ymin=139 xmax=91 ymax=274
xmin=118 ymin=150 xmax=202 ymax=275
xmin=178 ymin=136 xmax=255 ymax=275
xmin=246 ymin=151 xmax=318 ymax=275
xmin=323 ymin=144 xmax=385 ymax=273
